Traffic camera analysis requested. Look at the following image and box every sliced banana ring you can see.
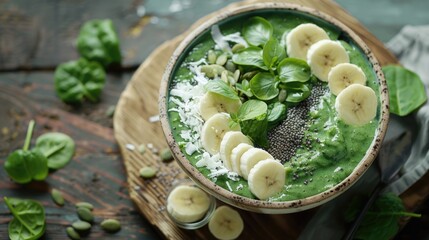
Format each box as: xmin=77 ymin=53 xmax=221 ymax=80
xmin=240 ymin=148 xmax=274 ymax=180
xmin=199 ymin=92 xmax=242 ymax=121
xmin=220 ymin=131 xmax=253 ymax=171
xmin=248 ymin=159 xmax=286 ymax=200
xmin=209 ymin=205 xmax=244 ymax=240
xmin=286 ymin=23 xmax=330 ymax=60
xmin=230 ymin=143 xmax=254 ymax=176
xmin=167 ymin=185 xmax=211 ymax=223
xmin=328 ymin=63 xmax=367 ymax=95
xmin=307 ymin=39 xmax=349 ymax=82
xmin=201 ymin=113 xmax=240 ymax=155
xmin=335 ymin=84 xmax=377 ymax=126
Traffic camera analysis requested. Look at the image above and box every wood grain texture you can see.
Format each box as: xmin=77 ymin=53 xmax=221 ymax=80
xmin=113 ymin=0 xmax=405 ymax=239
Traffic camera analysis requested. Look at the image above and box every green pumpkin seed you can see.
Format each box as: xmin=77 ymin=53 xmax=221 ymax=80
xmin=77 ymin=207 xmax=94 ymax=222
xmin=221 ymin=70 xmax=229 ymax=83
xmin=207 ymin=50 xmax=217 ymax=64
xmin=160 ymin=148 xmax=173 ymax=162
xmin=242 ymin=71 xmax=258 ymax=80
xmin=72 ymin=220 xmax=92 ymax=231
xmin=101 ymin=218 xmax=121 ymax=233
xmin=105 ymin=105 xmax=115 ymax=118
xmin=200 ymin=65 xmax=226 ymax=78
xmin=216 ymin=53 xmax=228 ymax=66
xmin=278 ymin=89 xmax=287 ymax=103
xmin=138 ymin=144 xmax=146 ymax=154
xmin=233 ymin=69 xmax=240 ymax=82
xmin=232 ymin=43 xmax=245 ymax=53
xmin=228 ymin=76 xmax=236 ymax=85
xmin=139 ymin=167 xmax=157 ymax=178
xmin=75 ymin=202 xmax=94 ymax=210
xmin=225 ymin=60 xmax=236 ymax=72
xmin=51 ymin=188 xmax=65 ymax=206
xmin=66 ymin=227 xmax=81 ymax=240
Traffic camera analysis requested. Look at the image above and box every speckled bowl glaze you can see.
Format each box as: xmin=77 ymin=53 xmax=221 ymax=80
xmin=159 ymin=2 xmax=389 ymax=214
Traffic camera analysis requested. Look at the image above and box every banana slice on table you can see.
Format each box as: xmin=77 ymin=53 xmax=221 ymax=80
xmin=328 ymin=63 xmax=367 ymax=95
xmin=199 ymin=92 xmax=242 ymax=121
xmin=248 ymin=159 xmax=286 ymax=200
xmin=220 ymin=131 xmax=253 ymax=171
xmin=230 ymin=143 xmax=254 ymax=176
xmin=201 ymin=113 xmax=241 ymax=155
xmin=167 ymin=185 xmax=211 ymax=223
xmin=335 ymin=84 xmax=377 ymax=126
xmin=240 ymin=148 xmax=274 ymax=180
xmin=307 ymin=39 xmax=350 ymax=82
xmin=209 ymin=205 xmax=244 ymax=240
xmin=286 ymin=23 xmax=330 ymax=60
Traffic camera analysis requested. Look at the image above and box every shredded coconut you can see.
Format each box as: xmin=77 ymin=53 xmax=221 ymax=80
xmin=334 ymin=167 xmax=343 ymax=173
xmin=226 ymin=181 xmax=233 ymax=192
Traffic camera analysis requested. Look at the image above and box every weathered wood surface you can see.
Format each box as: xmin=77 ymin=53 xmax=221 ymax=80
xmin=114 ymin=0 xmax=429 ymax=239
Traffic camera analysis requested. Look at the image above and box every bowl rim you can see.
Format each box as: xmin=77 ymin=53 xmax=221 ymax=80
xmin=159 ymin=2 xmax=389 ymax=214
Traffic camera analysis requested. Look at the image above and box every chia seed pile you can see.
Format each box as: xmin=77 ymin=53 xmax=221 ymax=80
xmin=267 ymin=83 xmax=328 ymax=163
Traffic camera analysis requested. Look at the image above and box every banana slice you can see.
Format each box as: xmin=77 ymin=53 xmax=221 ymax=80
xmin=201 ymin=113 xmax=241 ymax=155
xmin=286 ymin=23 xmax=330 ymax=60
xmin=328 ymin=63 xmax=367 ymax=95
xmin=167 ymin=185 xmax=211 ymax=223
xmin=220 ymin=131 xmax=253 ymax=171
xmin=307 ymin=39 xmax=349 ymax=82
xmin=208 ymin=205 xmax=244 ymax=240
xmin=335 ymin=84 xmax=377 ymax=126
xmin=240 ymin=148 xmax=274 ymax=180
xmin=230 ymin=143 xmax=254 ymax=176
xmin=248 ymin=159 xmax=286 ymax=200
xmin=199 ymin=92 xmax=242 ymax=121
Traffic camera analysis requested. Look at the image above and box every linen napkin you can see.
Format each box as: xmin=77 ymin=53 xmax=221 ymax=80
xmin=298 ymin=25 xmax=429 ymax=240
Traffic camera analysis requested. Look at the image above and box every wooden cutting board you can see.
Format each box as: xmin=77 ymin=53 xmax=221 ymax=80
xmin=113 ymin=0 xmax=426 ymax=239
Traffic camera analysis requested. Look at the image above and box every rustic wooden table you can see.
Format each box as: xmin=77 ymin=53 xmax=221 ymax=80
xmin=0 ymin=0 xmax=428 ymax=239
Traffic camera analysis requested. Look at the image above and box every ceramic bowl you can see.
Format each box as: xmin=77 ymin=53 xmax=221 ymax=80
xmin=159 ymin=2 xmax=389 ymax=214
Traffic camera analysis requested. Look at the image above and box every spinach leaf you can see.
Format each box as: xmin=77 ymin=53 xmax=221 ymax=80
xmin=236 ymin=79 xmax=253 ymax=97
xmin=250 ymin=72 xmax=279 ymax=100
xmin=35 ymin=132 xmax=75 ymax=169
xmin=237 ymin=100 xmax=268 ymax=121
xmin=382 ymin=65 xmax=427 ymax=116
xmin=277 ymin=58 xmax=311 ymax=83
xmin=345 ymin=193 xmax=421 ymax=240
xmin=4 ymin=121 xmax=49 ymax=184
xmin=204 ymin=79 xmax=239 ymax=100
xmin=4 ymin=197 xmax=46 ymax=240
xmin=281 ymin=82 xmax=311 ymax=103
xmin=243 ymin=17 xmax=273 ymax=47
xmin=77 ymin=19 xmax=121 ymax=66
xmin=267 ymin=102 xmax=287 ymax=128
xmin=263 ymin=37 xmax=286 ymax=70
xmin=54 ymin=58 xmax=106 ymax=104
xmin=232 ymin=47 xmax=267 ymax=70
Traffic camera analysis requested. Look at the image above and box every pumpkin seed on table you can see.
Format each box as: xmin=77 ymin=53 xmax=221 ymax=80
xmin=160 ymin=148 xmax=173 ymax=162
xmin=138 ymin=144 xmax=146 ymax=154
xmin=75 ymin=202 xmax=94 ymax=210
xmin=66 ymin=227 xmax=81 ymax=240
xmin=101 ymin=219 xmax=121 ymax=233
xmin=72 ymin=220 xmax=92 ymax=231
xmin=51 ymin=188 xmax=65 ymax=206
xmin=139 ymin=167 xmax=157 ymax=178
xmin=77 ymin=207 xmax=94 ymax=222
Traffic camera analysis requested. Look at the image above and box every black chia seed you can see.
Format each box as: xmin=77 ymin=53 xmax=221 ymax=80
xmin=267 ymin=83 xmax=328 ymax=164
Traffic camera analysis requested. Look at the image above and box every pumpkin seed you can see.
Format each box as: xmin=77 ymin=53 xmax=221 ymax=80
xmin=105 ymin=105 xmax=115 ymax=118
xmin=207 ymin=50 xmax=217 ymax=64
xmin=75 ymin=202 xmax=94 ymax=211
xmin=228 ymin=76 xmax=237 ymax=85
xmin=232 ymin=43 xmax=245 ymax=53
xmin=225 ymin=60 xmax=236 ymax=72
xmin=51 ymin=188 xmax=65 ymax=206
xmin=66 ymin=227 xmax=81 ymax=240
xmin=139 ymin=167 xmax=157 ymax=178
xmin=233 ymin=69 xmax=240 ymax=82
xmin=278 ymin=89 xmax=287 ymax=103
xmin=216 ymin=53 xmax=228 ymax=66
xmin=221 ymin=70 xmax=229 ymax=83
xmin=101 ymin=218 xmax=121 ymax=233
xmin=77 ymin=207 xmax=94 ymax=222
xmin=160 ymin=148 xmax=173 ymax=162
xmin=72 ymin=220 xmax=91 ymax=231
xmin=138 ymin=144 xmax=146 ymax=154
xmin=242 ymin=71 xmax=258 ymax=80
xmin=200 ymin=65 xmax=226 ymax=78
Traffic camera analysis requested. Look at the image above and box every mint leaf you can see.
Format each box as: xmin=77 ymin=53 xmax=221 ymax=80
xmin=250 ymin=72 xmax=280 ymax=100
xmin=382 ymin=65 xmax=427 ymax=116
xmin=232 ymin=47 xmax=267 ymax=70
xmin=204 ymin=79 xmax=239 ymax=100
xmin=263 ymin=37 xmax=286 ymax=70
xmin=243 ymin=17 xmax=273 ymax=47
xmin=241 ymin=117 xmax=269 ymax=148
xmin=236 ymin=79 xmax=253 ymax=97
xmin=277 ymin=58 xmax=311 ymax=83
xmin=237 ymin=100 xmax=267 ymax=121
xmin=267 ymin=102 xmax=287 ymax=128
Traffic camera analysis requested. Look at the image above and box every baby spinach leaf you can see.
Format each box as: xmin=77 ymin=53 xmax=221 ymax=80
xmin=54 ymin=58 xmax=106 ymax=104
xmin=243 ymin=17 xmax=273 ymax=47
xmin=281 ymin=82 xmax=311 ymax=103
xmin=77 ymin=19 xmax=121 ymax=66
xmin=4 ymin=197 xmax=46 ymax=240
xmin=267 ymin=102 xmax=287 ymax=128
xmin=237 ymin=100 xmax=267 ymax=121
xmin=277 ymin=58 xmax=311 ymax=83
xmin=4 ymin=120 xmax=48 ymax=184
xmin=236 ymin=79 xmax=253 ymax=97
xmin=250 ymin=72 xmax=280 ymax=100
xmin=232 ymin=47 xmax=267 ymax=70
xmin=382 ymin=65 xmax=427 ymax=116
xmin=204 ymin=79 xmax=239 ymax=100
xmin=35 ymin=132 xmax=75 ymax=169
xmin=263 ymin=37 xmax=286 ymax=70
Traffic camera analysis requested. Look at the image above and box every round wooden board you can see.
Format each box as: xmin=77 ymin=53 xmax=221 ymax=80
xmin=113 ymin=0 xmax=399 ymax=239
